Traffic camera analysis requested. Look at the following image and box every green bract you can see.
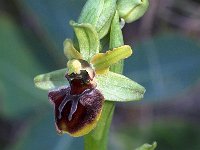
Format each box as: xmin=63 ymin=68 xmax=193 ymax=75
xmin=109 ymin=10 xmax=124 ymax=73
xmin=78 ymin=0 xmax=117 ymax=39
xmin=110 ymin=11 xmax=124 ymax=49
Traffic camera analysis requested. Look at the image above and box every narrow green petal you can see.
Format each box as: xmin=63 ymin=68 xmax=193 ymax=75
xmin=96 ymin=71 xmax=145 ymax=102
xmin=91 ymin=45 xmax=132 ymax=74
xmin=34 ymin=69 xmax=67 ymax=90
xmin=63 ymin=39 xmax=82 ymax=60
xmin=136 ymin=142 xmax=157 ymax=150
xmin=70 ymin=21 xmax=100 ymax=61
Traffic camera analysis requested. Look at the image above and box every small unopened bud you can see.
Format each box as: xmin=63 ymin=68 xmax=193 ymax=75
xmin=117 ymin=0 xmax=149 ymax=23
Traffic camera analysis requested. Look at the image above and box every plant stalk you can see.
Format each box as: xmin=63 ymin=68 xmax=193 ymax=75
xmin=84 ymin=11 xmax=124 ymax=150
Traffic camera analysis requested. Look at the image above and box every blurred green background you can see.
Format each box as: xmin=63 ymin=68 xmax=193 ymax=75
xmin=0 ymin=0 xmax=200 ymax=150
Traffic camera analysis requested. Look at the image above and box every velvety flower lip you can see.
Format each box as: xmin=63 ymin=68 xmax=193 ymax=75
xmin=49 ymin=87 xmax=104 ymax=137
xmin=48 ymin=59 xmax=104 ymax=137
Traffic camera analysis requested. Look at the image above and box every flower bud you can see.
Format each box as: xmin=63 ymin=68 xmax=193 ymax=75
xmin=117 ymin=0 xmax=149 ymax=23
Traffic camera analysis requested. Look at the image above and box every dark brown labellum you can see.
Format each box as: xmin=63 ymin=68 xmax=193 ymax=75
xmin=48 ymin=59 xmax=104 ymax=137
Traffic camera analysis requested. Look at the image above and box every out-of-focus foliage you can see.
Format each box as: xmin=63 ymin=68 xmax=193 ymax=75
xmin=0 ymin=14 xmax=83 ymax=150
xmin=111 ymin=121 xmax=200 ymax=150
xmin=8 ymin=112 xmax=83 ymax=150
xmin=21 ymin=0 xmax=86 ymax=50
xmin=124 ymin=34 xmax=200 ymax=100
xmin=0 ymin=0 xmax=85 ymax=149
xmin=0 ymin=0 xmax=200 ymax=150
xmin=0 ymin=16 xmax=47 ymax=117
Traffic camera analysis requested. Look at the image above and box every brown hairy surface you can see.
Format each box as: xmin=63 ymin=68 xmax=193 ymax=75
xmin=48 ymin=87 xmax=104 ymax=134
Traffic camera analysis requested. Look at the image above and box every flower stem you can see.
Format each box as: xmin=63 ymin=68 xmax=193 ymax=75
xmin=84 ymin=11 xmax=124 ymax=150
xmin=84 ymin=102 xmax=115 ymax=150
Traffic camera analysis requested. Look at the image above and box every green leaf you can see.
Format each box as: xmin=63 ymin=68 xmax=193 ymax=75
xmin=70 ymin=21 xmax=100 ymax=61
xmin=135 ymin=142 xmax=157 ymax=150
xmin=78 ymin=0 xmax=117 ymax=39
xmin=91 ymin=45 xmax=132 ymax=74
xmin=63 ymin=39 xmax=82 ymax=60
xmin=125 ymin=34 xmax=200 ymax=100
xmin=117 ymin=0 xmax=149 ymax=23
xmin=34 ymin=69 xmax=68 ymax=90
xmin=22 ymin=0 xmax=86 ymax=51
xmin=8 ymin=111 xmax=83 ymax=150
xmin=0 ymin=15 xmax=47 ymax=117
xmin=96 ymin=71 xmax=145 ymax=101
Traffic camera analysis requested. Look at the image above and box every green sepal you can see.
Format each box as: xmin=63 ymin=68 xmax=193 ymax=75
xmin=90 ymin=45 xmax=132 ymax=74
xmin=135 ymin=142 xmax=157 ymax=150
xmin=117 ymin=0 xmax=149 ymax=23
xmin=33 ymin=69 xmax=145 ymax=102
xmin=63 ymin=39 xmax=82 ymax=60
xmin=70 ymin=21 xmax=100 ymax=61
xmin=34 ymin=69 xmax=68 ymax=90
xmin=78 ymin=0 xmax=116 ymax=39
xmin=96 ymin=71 xmax=145 ymax=101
